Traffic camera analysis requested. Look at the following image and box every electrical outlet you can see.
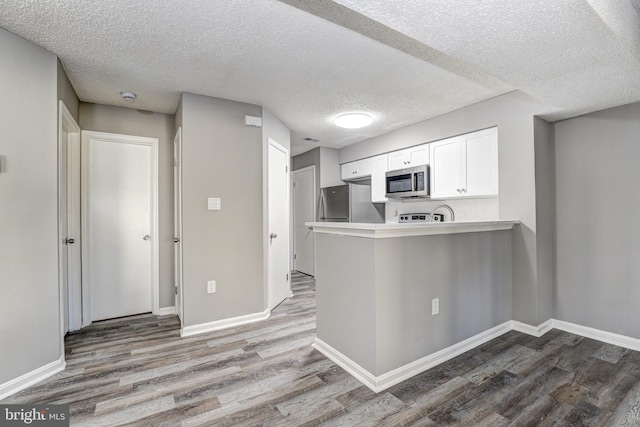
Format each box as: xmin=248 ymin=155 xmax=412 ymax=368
xmin=432 ymin=298 xmax=440 ymax=315
xmin=207 ymin=280 xmax=216 ymax=293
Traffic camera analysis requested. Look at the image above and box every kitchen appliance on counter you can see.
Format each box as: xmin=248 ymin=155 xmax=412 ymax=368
xmin=385 ymin=164 xmax=429 ymax=199
xmin=398 ymin=212 xmax=444 ymax=223
xmin=319 ymin=182 xmax=385 ymax=223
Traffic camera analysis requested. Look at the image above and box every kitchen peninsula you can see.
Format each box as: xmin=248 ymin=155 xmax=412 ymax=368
xmin=307 ymin=220 xmax=518 ymax=392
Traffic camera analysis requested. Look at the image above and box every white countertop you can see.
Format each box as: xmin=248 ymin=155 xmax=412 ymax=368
xmin=306 ymin=220 xmax=519 ymax=238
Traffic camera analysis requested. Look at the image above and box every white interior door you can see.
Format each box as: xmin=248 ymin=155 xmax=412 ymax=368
xmin=293 ymin=166 xmax=315 ymax=276
xmin=58 ymin=101 xmax=82 ymax=333
xmin=174 ymin=128 xmax=184 ymax=322
xmin=268 ymin=138 xmax=290 ymax=310
xmin=82 ymin=131 xmax=159 ymax=323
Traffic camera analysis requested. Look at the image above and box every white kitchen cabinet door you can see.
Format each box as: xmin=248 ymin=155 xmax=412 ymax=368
xmin=341 ymin=158 xmax=373 ymax=181
xmin=429 ymin=128 xmax=498 ymax=199
xmin=429 ymin=136 xmax=463 ymax=199
xmin=388 ymin=144 xmax=429 ymax=170
xmin=463 ymin=128 xmax=498 ymax=197
xmin=371 ymin=154 xmax=388 ymax=203
xmin=341 ymin=162 xmax=358 ymax=180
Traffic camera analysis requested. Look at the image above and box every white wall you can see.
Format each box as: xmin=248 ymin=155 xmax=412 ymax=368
xmin=0 ymin=28 xmax=62 ymax=384
xmin=555 ymin=102 xmax=640 ymax=338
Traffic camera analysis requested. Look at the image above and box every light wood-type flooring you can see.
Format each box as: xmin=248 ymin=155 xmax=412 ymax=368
xmin=4 ymin=272 xmax=640 ymax=426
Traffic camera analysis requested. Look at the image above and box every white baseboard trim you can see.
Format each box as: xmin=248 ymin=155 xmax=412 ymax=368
xmin=315 ymin=318 xmax=640 ymax=393
xmin=511 ymin=319 xmax=554 ymax=337
xmin=180 ymin=308 xmax=271 ymax=338
xmin=552 ymin=319 xmax=640 ymax=352
xmin=314 ymin=321 xmax=512 ymax=393
xmin=156 ymin=306 xmax=176 ymax=316
xmin=313 ymin=338 xmax=379 ymax=392
xmin=0 ymin=356 xmax=66 ymax=400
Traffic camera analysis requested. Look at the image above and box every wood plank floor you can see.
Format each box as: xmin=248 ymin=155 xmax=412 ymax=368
xmin=4 ymin=272 xmax=640 ymax=426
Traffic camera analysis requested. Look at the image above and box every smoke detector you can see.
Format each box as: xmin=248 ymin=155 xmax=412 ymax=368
xmin=120 ymin=91 xmax=137 ymax=102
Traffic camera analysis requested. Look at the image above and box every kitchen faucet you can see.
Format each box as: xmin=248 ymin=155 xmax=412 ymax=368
xmin=432 ymin=204 xmax=455 ymax=222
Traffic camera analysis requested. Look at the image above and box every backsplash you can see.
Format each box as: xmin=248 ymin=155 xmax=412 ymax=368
xmin=384 ymin=197 xmax=499 ymax=223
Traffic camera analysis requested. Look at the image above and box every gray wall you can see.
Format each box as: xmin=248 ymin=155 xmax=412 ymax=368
xmin=79 ymin=103 xmax=176 ymax=308
xmin=0 ymin=28 xmax=62 ymax=384
xmin=180 ymin=93 xmax=264 ymax=327
xmin=319 ymin=147 xmax=342 ymax=188
xmin=56 ymin=60 xmax=79 ymax=123
xmin=292 ymin=148 xmax=321 ymax=221
xmin=340 ymin=91 xmax=551 ymax=326
xmin=316 ymin=231 xmax=512 ymax=376
xmin=555 ymin=102 xmax=640 ymax=338
xmin=292 ymin=146 xmax=342 ymax=222
xmin=534 ymin=118 xmax=555 ymax=323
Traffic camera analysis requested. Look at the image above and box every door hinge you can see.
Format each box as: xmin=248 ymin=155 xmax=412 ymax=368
xmin=174 ymin=157 xmax=177 ymax=167
xmin=285 ymin=165 xmax=288 ymax=173
xmin=286 ymin=273 xmax=289 ymax=282
xmin=174 ymin=286 xmax=178 ymax=295
xmin=294 ymin=254 xmax=296 ymax=260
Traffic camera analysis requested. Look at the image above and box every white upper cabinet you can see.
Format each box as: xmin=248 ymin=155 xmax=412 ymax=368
xmin=387 ymin=144 xmax=429 ymax=171
xmin=371 ymin=154 xmax=388 ymax=203
xmin=341 ymin=157 xmax=373 ymax=181
xmin=463 ymin=128 xmax=498 ymax=197
xmin=430 ymin=128 xmax=498 ymax=199
xmin=429 ymin=136 xmax=462 ymax=198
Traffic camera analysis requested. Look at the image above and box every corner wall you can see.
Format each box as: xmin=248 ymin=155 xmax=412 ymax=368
xmin=554 ymin=102 xmax=640 ymax=339
xmin=180 ymin=93 xmax=264 ymax=327
xmin=0 ymin=28 xmax=62 ymax=385
xmin=57 ymin=60 xmax=79 ymax=123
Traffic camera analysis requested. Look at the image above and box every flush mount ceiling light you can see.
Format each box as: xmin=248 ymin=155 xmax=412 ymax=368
xmin=120 ymin=91 xmax=137 ymax=103
xmin=334 ymin=113 xmax=373 ymax=129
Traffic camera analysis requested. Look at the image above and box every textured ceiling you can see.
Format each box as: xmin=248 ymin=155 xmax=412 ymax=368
xmin=1 ymin=0 xmax=639 ymax=155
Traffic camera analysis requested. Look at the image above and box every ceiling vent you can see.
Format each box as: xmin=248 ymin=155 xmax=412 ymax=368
xmin=303 ymin=137 xmax=321 ymax=143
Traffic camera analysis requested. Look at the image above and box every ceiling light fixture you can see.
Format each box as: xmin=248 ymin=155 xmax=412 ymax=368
xmin=120 ymin=91 xmax=137 ymax=103
xmin=335 ymin=113 xmax=373 ymax=129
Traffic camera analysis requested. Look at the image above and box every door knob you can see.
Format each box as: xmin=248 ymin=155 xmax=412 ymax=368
xmin=143 ymin=235 xmax=150 ymax=241
xmin=270 ymin=233 xmax=278 ymax=239
xmin=64 ymin=238 xmax=75 ymax=245
xmin=174 ymin=237 xmax=180 ymax=243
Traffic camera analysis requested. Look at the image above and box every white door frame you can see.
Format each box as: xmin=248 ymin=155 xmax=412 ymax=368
xmin=267 ymin=137 xmax=291 ymax=309
xmin=58 ymin=101 xmax=82 ymax=340
xmin=292 ymin=165 xmax=316 ymax=275
xmin=173 ymin=127 xmax=184 ymax=324
xmin=81 ymin=131 xmax=159 ymax=326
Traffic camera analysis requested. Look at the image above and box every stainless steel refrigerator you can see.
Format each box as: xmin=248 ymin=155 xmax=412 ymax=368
xmin=319 ymin=182 xmax=385 ymax=223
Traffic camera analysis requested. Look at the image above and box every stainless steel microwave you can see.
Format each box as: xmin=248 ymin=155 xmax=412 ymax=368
xmin=385 ymin=164 xmax=430 ymax=199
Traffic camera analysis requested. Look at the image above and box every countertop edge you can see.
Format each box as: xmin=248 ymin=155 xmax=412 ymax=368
xmin=305 ymin=220 xmax=519 ymax=238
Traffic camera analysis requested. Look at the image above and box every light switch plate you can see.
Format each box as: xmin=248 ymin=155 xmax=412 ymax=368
xmin=207 ymin=280 xmax=216 ymax=293
xmin=208 ymin=197 xmax=221 ymax=210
